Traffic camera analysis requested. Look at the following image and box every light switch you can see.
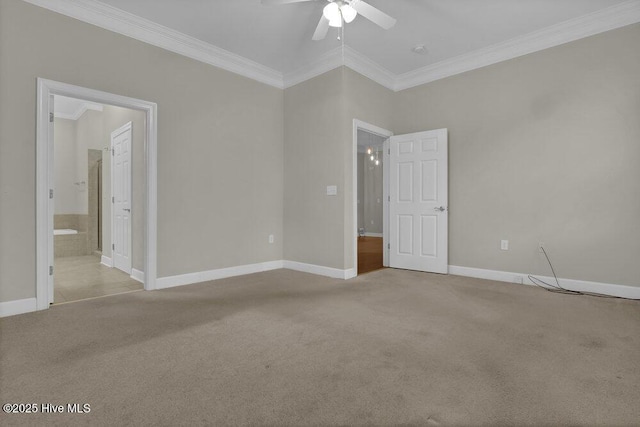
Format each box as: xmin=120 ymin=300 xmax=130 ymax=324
xmin=326 ymin=185 xmax=337 ymax=196
xmin=501 ymin=240 xmax=509 ymax=251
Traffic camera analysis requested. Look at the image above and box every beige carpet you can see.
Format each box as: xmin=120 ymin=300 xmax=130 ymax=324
xmin=1 ymin=268 xmax=639 ymax=426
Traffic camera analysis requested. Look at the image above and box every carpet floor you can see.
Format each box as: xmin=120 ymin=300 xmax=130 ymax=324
xmin=1 ymin=268 xmax=639 ymax=426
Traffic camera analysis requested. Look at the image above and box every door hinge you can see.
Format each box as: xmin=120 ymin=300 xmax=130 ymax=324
xmin=388 ymin=148 xmax=390 ymax=154
xmin=49 ymin=189 xmax=54 ymax=199
xmin=49 ymin=265 xmax=54 ymax=275
xmin=388 ymin=196 xmax=390 ymax=202
xmin=112 ymin=196 xmax=115 ymax=203
xmin=387 ymin=243 xmax=390 ymax=249
xmin=112 ymin=148 xmax=114 ymax=156
xmin=49 ymin=112 xmax=54 ymax=122
xmin=112 ymin=244 xmax=115 ymax=250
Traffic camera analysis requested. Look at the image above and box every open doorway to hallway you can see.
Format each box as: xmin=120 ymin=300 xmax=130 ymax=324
xmin=52 ymin=95 xmax=144 ymax=303
xmin=356 ymin=128 xmax=387 ymax=275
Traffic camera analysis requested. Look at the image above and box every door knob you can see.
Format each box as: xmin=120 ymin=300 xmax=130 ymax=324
xmin=433 ymin=206 xmax=445 ymax=212
xmin=123 ymin=208 xmax=131 ymax=212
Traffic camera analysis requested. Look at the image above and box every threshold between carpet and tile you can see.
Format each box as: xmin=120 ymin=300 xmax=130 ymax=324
xmin=0 ymin=268 xmax=638 ymax=426
xmin=53 ymin=255 xmax=143 ymax=303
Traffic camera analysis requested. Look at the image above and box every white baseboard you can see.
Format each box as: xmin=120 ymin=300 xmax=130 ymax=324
xmin=156 ymin=260 xmax=284 ymax=290
xmin=449 ymin=265 xmax=640 ymax=299
xmin=0 ymin=298 xmax=38 ymax=318
xmin=363 ymin=232 xmax=383 ymax=238
xmin=101 ymin=255 xmax=113 ymax=267
xmin=130 ymin=268 xmax=144 ymax=283
xmin=283 ymin=260 xmax=356 ymax=280
xmin=344 ymin=268 xmax=357 ymax=279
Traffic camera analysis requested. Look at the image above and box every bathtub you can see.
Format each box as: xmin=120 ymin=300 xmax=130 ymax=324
xmin=54 ymin=229 xmax=78 ymax=236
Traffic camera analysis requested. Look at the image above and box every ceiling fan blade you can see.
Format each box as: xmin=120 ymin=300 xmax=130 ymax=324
xmin=261 ymin=0 xmax=316 ymax=5
xmin=312 ymin=16 xmax=330 ymax=41
xmin=350 ymin=0 xmax=396 ymax=30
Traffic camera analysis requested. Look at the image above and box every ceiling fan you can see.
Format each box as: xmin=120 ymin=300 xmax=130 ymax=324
xmin=261 ymin=0 xmax=397 ymax=41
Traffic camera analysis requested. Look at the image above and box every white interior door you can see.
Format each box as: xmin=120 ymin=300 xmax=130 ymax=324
xmin=111 ymin=122 xmax=132 ymax=274
xmin=389 ymin=129 xmax=448 ymax=273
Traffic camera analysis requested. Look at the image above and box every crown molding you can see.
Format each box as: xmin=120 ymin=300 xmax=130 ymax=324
xmin=394 ymin=0 xmax=640 ymax=91
xmin=54 ymin=100 xmax=103 ymax=120
xmin=343 ymin=46 xmax=396 ymax=91
xmin=22 ymin=0 xmax=285 ymax=89
xmin=22 ymin=0 xmax=640 ymax=93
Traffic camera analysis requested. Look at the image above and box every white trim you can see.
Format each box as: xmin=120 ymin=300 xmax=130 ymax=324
xmin=352 ymin=120 xmax=393 ymax=276
xmin=23 ymin=0 xmax=284 ymax=89
xmin=156 ymin=261 xmax=284 ymax=290
xmin=130 ymin=268 xmax=144 ymax=283
xmin=22 ymin=0 xmax=640 ymax=92
xmin=344 ymin=268 xmax=357 ymax=280
xmin=449 ymin=265 xmax=640 ymax=300
xmin=37 ymin=78 xmax=158 ymax=312
xmin=394 ymin=1 xmax=640 ymax=91
xmin=382 ymin=138 xmax=389 ymax=267
xmin=363 ymin=232 xmax=383 ymax=238
xmin=100 ymin=255 xmax=113 ymax=267
xmin=283 ymin=261 xmax=356 ymax=280
xmin=0 ymin=298 xmax=38 ymax=318
xmin=343 ymin=47 xmax=396 ymax=90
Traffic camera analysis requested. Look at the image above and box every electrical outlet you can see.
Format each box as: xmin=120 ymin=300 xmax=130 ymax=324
xmin=538 ymin=242 xmax=545 ymax=253
xmin=268 ymin=234 xmax=274 ymax=244
xmin=500 ymin=240 xmax=509 ymax=251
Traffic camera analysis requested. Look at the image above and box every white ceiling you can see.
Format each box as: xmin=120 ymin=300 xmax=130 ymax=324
xmin=54 ymin=95 xmax=103 ymax=120
xmin=94 ymin=0 xmax=629 ymax=75
xmin=27 ymin=0 xmax=640 ymax=89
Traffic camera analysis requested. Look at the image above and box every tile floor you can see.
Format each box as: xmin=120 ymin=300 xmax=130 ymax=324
xmin=53 ymin=255 xmax=143 ymax=303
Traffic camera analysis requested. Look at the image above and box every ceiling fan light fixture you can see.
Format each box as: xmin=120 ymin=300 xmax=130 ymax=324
xmin=323 ymin=2 xmax=342 ymax=27
xmin=340 ymin=4 xmax=357 ymax=23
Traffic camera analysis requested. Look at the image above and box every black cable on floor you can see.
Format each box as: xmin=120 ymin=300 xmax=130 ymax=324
xmin=528 ymin=247 xmax=636 ymax=300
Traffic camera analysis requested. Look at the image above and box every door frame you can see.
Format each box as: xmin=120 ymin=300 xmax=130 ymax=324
xmin=36 ymin=78 xmax=158 ymax=310
xmin=352 ymin=119 xmax=393 ymax=275
xmin=110 ymin=121 xmax=133 ymax=274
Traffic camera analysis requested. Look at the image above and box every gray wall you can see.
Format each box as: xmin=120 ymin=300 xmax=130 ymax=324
xmin=75 ymin=109 xmax=103 ymax=215
xmin=1 ymin=0 xmax=637 ymax=304
xmin=393 ymin=24 xmax=640 ymax=287
xmin=284 ymin=68 xmax=346 ymax=269
xmin=53 ymin=118 xmax=80 ymax=214
xmin=283 ymin=67 xmax=393 ymax=270
xmin=363 ymin=156 xmax=383 ymax=235
xmin=358 ymin=130 xmax=386 ymax=235
xmin=357 ymin=153 xmax=364 ymax=231
xmin=0 ymin=0 xmax=284 ymax=302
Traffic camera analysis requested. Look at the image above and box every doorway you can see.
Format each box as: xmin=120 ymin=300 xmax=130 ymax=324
xmin=352 ymin=120 xmax=393 ymax=275
xmin=352 ymin=120 xmax=450 ymax=277
xmin=36 ymin=79 xmax=158 ymax=311
xmin=50 ymin=96 xmax=142 ymax=303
